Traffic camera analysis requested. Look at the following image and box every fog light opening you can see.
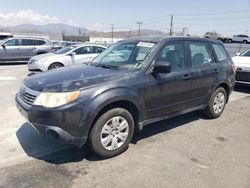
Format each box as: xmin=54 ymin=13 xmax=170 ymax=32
xmin=46 ymin=129 xmax=60 ymax=140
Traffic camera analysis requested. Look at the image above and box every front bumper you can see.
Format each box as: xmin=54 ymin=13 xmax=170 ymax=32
xmin=27 ymin=60 xmax=46 ymax=72
xmin=15 ymin=93 xmax=94 ymax=147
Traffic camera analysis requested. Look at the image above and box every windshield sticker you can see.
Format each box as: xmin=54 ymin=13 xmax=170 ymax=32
xmin=137 ymin=42 xmax=155 ymax=48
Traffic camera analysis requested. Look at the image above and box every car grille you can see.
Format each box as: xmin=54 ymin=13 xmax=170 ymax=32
xmin=19 ymin=85 xmax=38 ymax=106
xmin=236 ymin=71 xmax=250 ymax=82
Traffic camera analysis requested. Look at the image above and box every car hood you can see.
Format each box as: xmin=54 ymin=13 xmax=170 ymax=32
xmin=24 ymin=65 xmax=129 ymax=92
xmin=31 ymin=52 xmax=63 ymax=60
xmin=232 ymin=56 xmax=250 ymax=66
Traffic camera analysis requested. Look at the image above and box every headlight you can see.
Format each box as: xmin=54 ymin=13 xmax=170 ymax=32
xmin=29 ymin=59 xmax=36 ymax=64
xmin=34 ymin=91 xmax=80 ymax=108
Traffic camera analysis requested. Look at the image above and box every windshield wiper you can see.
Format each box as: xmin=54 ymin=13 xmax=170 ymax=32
xmin=94 ymin=63 xmax=120 ymax=70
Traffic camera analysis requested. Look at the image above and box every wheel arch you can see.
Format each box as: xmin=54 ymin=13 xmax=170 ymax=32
xmin=216 ymin=82 xmax=230 ymax=103
xmin=48 ymin=62 xmax=64 ymax=70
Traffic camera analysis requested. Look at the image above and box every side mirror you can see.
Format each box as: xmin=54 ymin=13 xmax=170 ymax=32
xmin=153 ymin=61 xmax=171 ymax=74
xmin=236 ymin=52 xmax=241 ymax=56
xmin=68 ymin=52 xmax=76 ymax=56
xmin=1 ymin=44 xmax=6 ymax=48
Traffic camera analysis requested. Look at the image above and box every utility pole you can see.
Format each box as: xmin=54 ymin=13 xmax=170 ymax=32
xmin=84 ymin=27 xmax=87 ymax=36
xmin=128 ymin=28 xmax=131 ymax=38
xmin=111 ymin=24 xmax=114 ymax=42
xmin=136 ymin=22 xmax=142 ymax=37
xmin=170 ymin=14 xmax=173 ymax=36
xmin=78 ymin=28 xmax=82 ymax=36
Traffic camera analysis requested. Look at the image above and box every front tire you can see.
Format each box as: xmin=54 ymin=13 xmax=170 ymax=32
xmin=204 ymin=87 xmax=227 ymax=119
xmin=48 ymin=62 xmax=63 ymax=70
xmin=89 ymin=108 xmax=134 ymax=158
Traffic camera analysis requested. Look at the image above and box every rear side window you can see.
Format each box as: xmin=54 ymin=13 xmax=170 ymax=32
xmin=212 ymin=44 xmax=228 ymax=61
xmin=21 ymin=39 xmax=37 ymax=46
xmin=93 ymin=46 xmax=105 ymax=53
xmin=36 ymin=40 xmax=46 ymax=45
xmin=189 ymin=42 xmax=213 ymax=66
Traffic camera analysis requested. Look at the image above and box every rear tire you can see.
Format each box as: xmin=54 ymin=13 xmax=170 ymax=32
xmin=89 ymin=108 xmax=134 ymax=158
xmin=48 ymin=62 xmax=63 ymax=70
xmin=204 ymin=87 xmax=227 ymax=119
xmin=227 ymin=39 xmax=232 ymax=43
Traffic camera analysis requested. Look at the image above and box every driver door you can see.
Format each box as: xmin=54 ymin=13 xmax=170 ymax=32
xmin=144 ymin=41 xmax=192 ymax=119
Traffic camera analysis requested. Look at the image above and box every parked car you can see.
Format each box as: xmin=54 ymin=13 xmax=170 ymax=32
xmin=204 ymin=31 xmax=224 ymax=41
xmin=16 ymin=36 xmax=235 ymax=158
xmin=0 ymin=32 xmax=13 ymax=41
xmin=28 ymin=44 xmax=107 ymax=72
xmin=0 ymin=37 xmax=53 ymax=63
xmin=232 ymin=48 xmax=250 ymax=84
xmin=227 ymin=34 xmax=250 ymax=44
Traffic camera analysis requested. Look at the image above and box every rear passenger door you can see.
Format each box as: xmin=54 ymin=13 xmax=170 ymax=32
xmin=18 ymin=39 xmax=37 ymax=60
xmin=188 ymin=41 xmax=221 ymax=106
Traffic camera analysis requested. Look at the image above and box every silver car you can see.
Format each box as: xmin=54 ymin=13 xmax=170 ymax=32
xmin=28 ymin=43 xmax=106 ymax=72
xmin=0 ymin=37 xmax=53 ymax=63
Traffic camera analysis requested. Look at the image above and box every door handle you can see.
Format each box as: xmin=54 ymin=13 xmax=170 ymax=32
xmin=182 ymin=74 xmax=191 ymax=80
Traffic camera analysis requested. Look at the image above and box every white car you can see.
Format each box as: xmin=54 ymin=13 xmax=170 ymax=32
xmin=28 ymin=43 xmax=106 ymax=72
xmin=227 ymin=34 xmax=250 ymax=44
xmin=232 ymin=49 xmax=250 ymax=84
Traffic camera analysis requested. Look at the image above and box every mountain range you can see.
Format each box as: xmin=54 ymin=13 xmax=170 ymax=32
xmin=0 ymin=23 xmax=165 ymax=38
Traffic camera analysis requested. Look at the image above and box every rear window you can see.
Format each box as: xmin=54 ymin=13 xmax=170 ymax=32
xmin=212 ymin=44 xmax=228 ymax=61
xmin=36 ymin=40 xmax=46 ymax=45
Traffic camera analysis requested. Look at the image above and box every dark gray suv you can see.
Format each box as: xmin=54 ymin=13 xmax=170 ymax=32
xmin=0 ymin=37 xmax=53 ymax=63
xmin=16 ymin=37 xmax=236 ymax=158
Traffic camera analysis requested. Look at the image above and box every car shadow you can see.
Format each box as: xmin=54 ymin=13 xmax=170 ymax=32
xmin=234 ymin=84 xmax=250 ymax=94
xmin=16 ymin=112 xmax=202 ymax=164
xmin=0 ymin=62 xmax=27 ymax=65
xmin=131 ymin=111 xmax=201 ymax=144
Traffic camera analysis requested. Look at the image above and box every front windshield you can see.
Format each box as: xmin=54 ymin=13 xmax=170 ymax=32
xmin=55 ymin=46 xmax=76 ymax=54
xmin=92 ymin=41 xmax=157 ymax=71
xmin=241 ymin=49 xmax=250 ymax=57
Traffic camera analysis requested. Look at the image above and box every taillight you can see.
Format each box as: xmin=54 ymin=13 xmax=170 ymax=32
xmin=232 ymin=63 xmax=236 ymax=74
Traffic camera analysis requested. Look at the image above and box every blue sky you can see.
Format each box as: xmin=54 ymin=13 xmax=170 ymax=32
xmin=0 ymin=0 xmax=250 ymax=35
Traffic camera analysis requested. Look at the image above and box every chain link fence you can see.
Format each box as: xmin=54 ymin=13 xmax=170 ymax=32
xmin=224 ymin=43 xmax=250 ymax=57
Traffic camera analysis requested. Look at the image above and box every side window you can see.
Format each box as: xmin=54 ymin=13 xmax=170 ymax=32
xmin=4 ymin=39 xmax=19 ymax=46
xmin=155 ymin=42 xmax=185 ymax=71
xmin=93 ymin=47 xmax=105 ymax=53
xmin=212 ymin=44 xmax=228 ymax=61
xmin=189 ymin=42 xmax=213 ymax=66
xmin=74 ymin=46 xmax=92 ymax=55
xmin=21 ymin=39 xmax=36 ymax=46
xmin=36 ymin=40 xmax=46 ymax=45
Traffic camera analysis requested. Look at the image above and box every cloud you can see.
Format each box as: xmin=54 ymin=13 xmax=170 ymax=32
xmin=0 ymin=9 xmax=61 ymax=26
